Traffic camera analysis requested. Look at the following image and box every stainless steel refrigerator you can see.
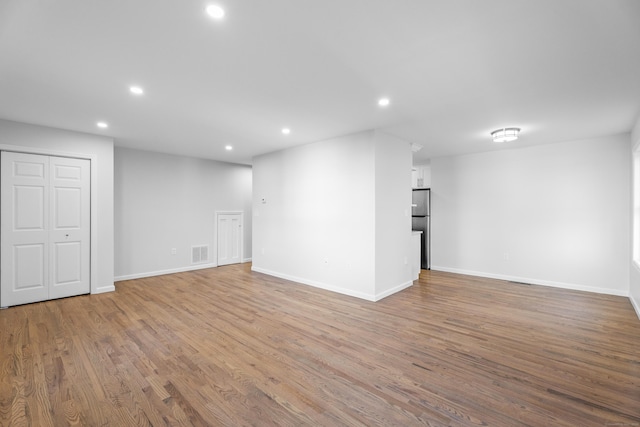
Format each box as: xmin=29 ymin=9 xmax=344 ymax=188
xmin=412 ymin=189 xmax=430 ymax=269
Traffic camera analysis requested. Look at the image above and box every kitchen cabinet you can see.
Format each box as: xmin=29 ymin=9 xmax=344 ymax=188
xmin=412 ymin=164 xmax=431 ymax=189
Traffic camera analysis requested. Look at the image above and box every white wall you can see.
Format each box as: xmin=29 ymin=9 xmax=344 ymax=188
xmin=374 ymin=133 xmax=413 ymax=296
xmin=0 ymin=118 xmax=115 ymax=294
xmin=431 ymin=134 xmax=631 ymax=296
xmin=252 ymin=130 xmax=412 ymax=301
xmin=630 ymin=117 xmax=640 ymax=317
xmin=114 ymin=147 xmax=252 ymax=280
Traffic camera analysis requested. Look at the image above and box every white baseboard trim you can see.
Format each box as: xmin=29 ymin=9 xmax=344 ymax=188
xmin=631 ymin=263 xmax=640 ymax=321
xmin=242 ymin=257 xmax=252 ymax=263
xmin=430 ymin=265 xmax=629 ymax=297
xmin=251 ymin=266 xmax=411 ymax=302
xmin=92 ymin=285 xmax=116 ymax=294
xmin=630 ymin=294 xmax=640 ymax=321
xmin=251 ymin=266 xmax=377 ymax=301
xmin=375 ymin=280 xmax=414 ymax=301
xmin=114 ymin=263 xmax=217 ymax=282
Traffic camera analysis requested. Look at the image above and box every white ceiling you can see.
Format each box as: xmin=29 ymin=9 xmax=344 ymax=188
xmin=1 ymin=0 xmax=639 ymax=165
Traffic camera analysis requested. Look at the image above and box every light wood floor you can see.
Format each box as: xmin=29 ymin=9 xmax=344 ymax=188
xmin=1 ymin=264 xmax=639 ymax=426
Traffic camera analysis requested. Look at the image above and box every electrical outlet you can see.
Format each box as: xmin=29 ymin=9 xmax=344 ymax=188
xmin=503 ymin=253 xmax=509 ymax=261
xmin=171 ymin=248 xmax=177 ymax=255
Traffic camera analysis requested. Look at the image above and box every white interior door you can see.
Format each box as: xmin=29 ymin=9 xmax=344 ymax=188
xmin=217 ymin=213 xmax=242 ymax=266
xmin=1 ymin=152 xmax=90 ymax=307
xmin=1 ymin=152 xmax=50 ymax=306
xmin=49 ymin=156 xmax=90 ymax=299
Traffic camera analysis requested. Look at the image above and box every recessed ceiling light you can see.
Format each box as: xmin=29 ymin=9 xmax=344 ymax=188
xmin=129 ymin=86 xmax=144 ymax=95
xmin=378 ymin=98 xmax=390 ymax=107
xmin=225 ymin=145 xmax=233 ymax=151
xmin=206 ymin=4 xmax=225 ymax=19
xmin=282 ymin=128 xmax=291 ymax=135
xmin=96 ymin=121 xmax=108 ymax=129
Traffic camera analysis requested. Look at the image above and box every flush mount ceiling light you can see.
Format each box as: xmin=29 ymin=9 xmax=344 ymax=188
xmin=206 ymin=4 xmax=225 ymax=19
xmin=225 ymin=145 xmax=233 ymax=151
xmin=491 ymin=127 xmax=520 ymax=143
xmin=96 ymin=121 xmax=108 ymax=129
xmin=129 ymin=86 xmax=144 ymax=95
xmin=281 ymin=128 xmax=291 ymax=135
xmin=378 ymin=98 xmax=390 ymax=107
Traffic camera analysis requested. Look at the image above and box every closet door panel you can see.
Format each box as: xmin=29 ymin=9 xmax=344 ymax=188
xmin=1 ymin=152 xmax=50 ymax=306
xmin=49 ymin=156 xmax=90 ymax=299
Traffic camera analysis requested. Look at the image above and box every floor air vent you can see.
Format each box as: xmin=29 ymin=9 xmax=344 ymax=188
xmin=192 ymin=245 xmax=209 ymax=264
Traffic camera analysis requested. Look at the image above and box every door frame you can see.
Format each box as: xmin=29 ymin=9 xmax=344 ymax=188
xmin=0 ymin=144 xmax=96 ymax=304
xmin=215 ymin=211 xmax=243 ymax=266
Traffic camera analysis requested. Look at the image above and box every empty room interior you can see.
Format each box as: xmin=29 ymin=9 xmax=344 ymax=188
xmin=1 ymin=0 xmax=640 ymax=426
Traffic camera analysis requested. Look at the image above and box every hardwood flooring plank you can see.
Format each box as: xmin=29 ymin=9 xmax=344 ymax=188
xmin=1 ymin=264 xmax=639 ymax=426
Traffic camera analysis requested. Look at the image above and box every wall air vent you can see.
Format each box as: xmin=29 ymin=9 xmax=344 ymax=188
xmin=192 ymin=245 xmax=209 ymax=264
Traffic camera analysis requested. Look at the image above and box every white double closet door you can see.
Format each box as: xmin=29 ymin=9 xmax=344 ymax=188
xmin=1 ymin=152 xmax=90 ymax=307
